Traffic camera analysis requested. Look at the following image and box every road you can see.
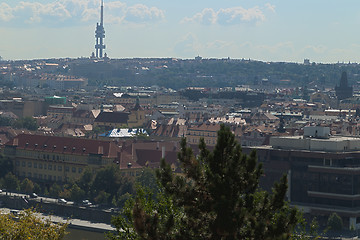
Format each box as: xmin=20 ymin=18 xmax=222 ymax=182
xmin=0 ymin=190 xmax=73 ymax=206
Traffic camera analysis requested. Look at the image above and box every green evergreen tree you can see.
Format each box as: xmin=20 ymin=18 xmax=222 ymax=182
xmin=110 ymin=124 xmax=299 ymax=239
xmin=136 ymin=168 xmax=158 ymax=193
xmin=107 ymin=185 xmax=180 ymax=240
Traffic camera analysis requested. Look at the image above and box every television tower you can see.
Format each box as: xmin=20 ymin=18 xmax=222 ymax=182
xmin=95 ymin=0 xmax=106 ymax=58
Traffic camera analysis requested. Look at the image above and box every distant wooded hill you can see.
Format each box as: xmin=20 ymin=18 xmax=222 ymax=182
xmin=68 ymin=59 xmax=360 ymax=89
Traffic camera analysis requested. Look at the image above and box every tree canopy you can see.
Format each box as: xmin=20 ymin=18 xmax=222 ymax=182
xmin=12 ymin=117 xmax=38 ymax=131
xmin=0 ymin=209 xmax=68 ymax=239
xmin=109 ymin=124 xmax=300 ymax=239
xmin=327 ymin=213 xmax=343 ymax=231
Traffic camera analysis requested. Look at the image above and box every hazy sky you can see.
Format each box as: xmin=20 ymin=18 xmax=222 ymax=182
xmin=1 ymin=0 xmax=360 ymax=63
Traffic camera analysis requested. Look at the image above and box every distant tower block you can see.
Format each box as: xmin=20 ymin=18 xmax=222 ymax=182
xmin=95 ymin=0 xmax=106 ymax=58
xmin=335 ymin=71 xmax=353 ymax=100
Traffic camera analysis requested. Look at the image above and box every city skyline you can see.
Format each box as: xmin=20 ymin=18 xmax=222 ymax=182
xmin=1 ymin=0 xmax=360 ymax=63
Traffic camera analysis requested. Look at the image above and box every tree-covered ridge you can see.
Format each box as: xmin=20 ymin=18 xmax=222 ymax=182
xmin=71 ymin=59 xmax=360 ymax=89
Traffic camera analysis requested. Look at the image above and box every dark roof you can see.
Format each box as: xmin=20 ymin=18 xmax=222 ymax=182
xmin=5 ymin=134 xmax=120 ymax=158
xmin=95 ymin=111 xmax=129 ymax=124
xmin=73 ymin=109 xmax=92 ymax=118
xmin=136 ymin=149 xmax=162 ymax=166
xmin=136 ymin=149 xmax=178 ymax=167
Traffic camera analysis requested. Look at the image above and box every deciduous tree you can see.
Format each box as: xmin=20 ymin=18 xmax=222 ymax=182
xmin=0 ymin=209 xmax=68 ymax=239
xmin=3 ymin=172 xmax=20 ymax=192
xmin=20 ymin=178 xmax=34 ymax=194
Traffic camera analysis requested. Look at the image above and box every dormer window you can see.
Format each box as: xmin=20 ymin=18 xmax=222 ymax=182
xmin=43 ymin=144 xmax=47 ymax=148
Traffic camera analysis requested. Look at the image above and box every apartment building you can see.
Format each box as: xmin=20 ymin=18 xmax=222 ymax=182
xmin=247 ymin=126 xmax=360 ymax=229
xmin=186 ymin=123 xmax=220 ymax=146
xmin=4 ymin=134 xmax=120 ymax=183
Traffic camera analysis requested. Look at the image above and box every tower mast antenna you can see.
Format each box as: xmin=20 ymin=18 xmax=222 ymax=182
xmin=101 ymin=0 xmax=104 ymax=26
xmin=95 ymin=0 xmax=106 ymax=58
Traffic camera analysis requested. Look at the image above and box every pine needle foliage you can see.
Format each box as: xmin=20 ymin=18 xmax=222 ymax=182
xmin=109 ymin=124 xmax=300 ymax=240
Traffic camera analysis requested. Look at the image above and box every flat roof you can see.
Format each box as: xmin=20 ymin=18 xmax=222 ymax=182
xmin=274 ymin=136 xmax=360 ymax=141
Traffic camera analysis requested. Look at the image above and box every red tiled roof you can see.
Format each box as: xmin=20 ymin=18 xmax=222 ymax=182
xmin=5 ymin=134 xmax=120 ymax=158
xmin=188 ymin=123 xmax=220 ymax=132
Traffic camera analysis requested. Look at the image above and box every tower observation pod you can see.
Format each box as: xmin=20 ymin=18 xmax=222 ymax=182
xmin=95 ymin=0 xmax=106 ymax=58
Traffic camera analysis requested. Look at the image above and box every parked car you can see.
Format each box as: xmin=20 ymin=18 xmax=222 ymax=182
xmin=82 ymin=200 xmax=92 ymax=206
xmin=58 ymin=198 xmax=67 ymax=204
xmin=29 ymin=193 xmax=38 ymax=198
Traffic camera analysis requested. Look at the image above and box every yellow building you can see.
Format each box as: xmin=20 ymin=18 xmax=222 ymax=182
xmin=186 ymin=123 xmax=220 ymax=146
xmin=47 ymin=106 xmax=74 ymax=121
xmin=111 ymin=95 xmax=155 ymax=106
xmin=127 ymin=99 xmax=145 ymax=128
xmin=4 ymin=134 xmax=120 ymax=182
xmin=94 ymin=100 xmax=145 ymax=129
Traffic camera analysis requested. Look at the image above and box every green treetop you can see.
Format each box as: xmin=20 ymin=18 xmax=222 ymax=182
xmin=109 ymin=124 xmax=299 ymax=240
xmin=0 ymin=209 xmax=68 ymax=239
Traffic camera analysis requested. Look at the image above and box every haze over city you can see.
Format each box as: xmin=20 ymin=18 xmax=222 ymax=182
xmin=3 ymin=0 xmax=360 ymax=239
xmin=1 ymin=0 xmax=360 ymax=63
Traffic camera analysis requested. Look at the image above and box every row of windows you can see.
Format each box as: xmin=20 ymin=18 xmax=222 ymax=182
xmin=18 ymin=161 xmax=63 ymax=171
xmin=20 ymin=172 xmax=62 ymax=181
xmin=188 ymin=131 xmax=216 ymax=137
xmin=16 ymin=161 xmax=82 ymax=174
xmin=17 ymin=151 xmax=84 ymax=163
xmin=188 ymin=138 xmax=216 ymax=145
